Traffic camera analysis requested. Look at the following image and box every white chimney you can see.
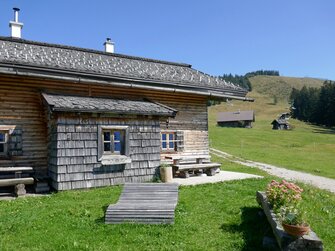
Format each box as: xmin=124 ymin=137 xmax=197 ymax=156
xmin=9 ymin=8 xmax=23 ymax=39
xmin=104 ymin=38 xmax=114 ymax=53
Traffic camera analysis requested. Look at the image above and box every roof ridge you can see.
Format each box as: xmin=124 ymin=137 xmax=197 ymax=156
xmin=0 ymin=36 xmax=192 ymax=68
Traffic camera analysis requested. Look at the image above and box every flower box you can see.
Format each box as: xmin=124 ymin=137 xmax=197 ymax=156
xmin=256 ymin=191 xmax=323 ymax=251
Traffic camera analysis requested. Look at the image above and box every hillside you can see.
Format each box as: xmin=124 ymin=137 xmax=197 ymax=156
xmin=209 ymin=75 xmax=324 ymax=121
xmin=208 ymin=75 xmax=335 ymax=179
xmin=249 ymin=75 xmax=324 ymax=101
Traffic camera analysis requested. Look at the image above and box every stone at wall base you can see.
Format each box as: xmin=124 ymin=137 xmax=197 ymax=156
xmin=15 ymin=184 xmax=26 ymax=196
xmin=35 ymin=182 xmax=50 ymax=193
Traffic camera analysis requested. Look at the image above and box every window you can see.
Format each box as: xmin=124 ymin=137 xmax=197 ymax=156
xmin=0 ymin=131 xmax=8 ymax=156
xmin=103 ymin=130 xmax=125 ymax=155
xmin=161 ymin=131 xmax=176 ymax=151
xmin=98 ymin=125 xmax=131 ymax=165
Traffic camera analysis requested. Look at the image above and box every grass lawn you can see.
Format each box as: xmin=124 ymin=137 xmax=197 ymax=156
xmin=209 ymin=117 xmax=335 ymax=179
xmin=1 ymin=167 xmax=335 ymax=250
xmin=209 ymin=78 xmax=335 ymax=179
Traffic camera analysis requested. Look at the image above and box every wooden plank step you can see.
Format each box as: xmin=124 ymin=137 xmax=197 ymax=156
xmin=105 ymin=183 xmax=179 ymax=224
xmin=122 ymin=188 xmax=178 ymax=192
xmin=119 ymin=196 xmax=177 ymax=199
xmin=120 ymin=192 xmax=178 ymax=195
xmin=106 ymin=215 xmax=175 ymax=219
xmin=106 ymin=219 xmax=174 ymax=224
xmin=122 ymin=182 xmax=177 ymax=189
xmin=106 ymin=210 xmax=175 ymax=214
xmin=106 ymin=213 xmax=174 ymax=219
xmin=106 ymin=210 xmax=174 ymax=217
xmin=108 ymin=206 xmax=176 ymax=210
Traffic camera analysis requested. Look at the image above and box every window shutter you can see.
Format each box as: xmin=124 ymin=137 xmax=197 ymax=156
xmin=176 ymin=130 xmax=184 ymax=152
xmin=9 ymin=128 xmax=23 ymax=156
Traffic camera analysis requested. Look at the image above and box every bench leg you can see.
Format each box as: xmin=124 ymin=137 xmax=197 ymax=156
xmin=15 ymin=184 xmax=26 ymax=196
xmin=172 ymin=166 xmax=178 ymax=177
xmin=205 ymin=168 xmax=216 ymax=176
xmin=179 ymin=171 xmax=190 ymax=178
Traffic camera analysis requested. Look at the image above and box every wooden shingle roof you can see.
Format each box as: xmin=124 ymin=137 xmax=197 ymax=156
xmin=217 ymin=110 xmax=255 ymax=122
xmin=0 ymin=37 xmax=250 ymax=99
xmin=42 ymin=93 xmax=177 ymax=117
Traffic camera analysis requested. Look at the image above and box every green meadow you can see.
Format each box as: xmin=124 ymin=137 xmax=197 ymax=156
xmin=1 ymin=173 xmax=335 ymax=251
xmin=209 ymin=75 xmax=335 ymax=179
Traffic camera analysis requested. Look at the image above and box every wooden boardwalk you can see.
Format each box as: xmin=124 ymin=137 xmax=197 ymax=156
xmin=105 ymin=183 xmax=179 ymax=224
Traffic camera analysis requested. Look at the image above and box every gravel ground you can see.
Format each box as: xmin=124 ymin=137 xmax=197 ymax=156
xmin=173 ymin=170 xmax=262 ymax=186
xmin=211 ymin=148 xmax=335 ymax=193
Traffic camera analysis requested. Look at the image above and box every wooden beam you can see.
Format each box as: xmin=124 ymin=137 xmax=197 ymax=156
xmin=0 ymin=177 xmax=34 ymax=187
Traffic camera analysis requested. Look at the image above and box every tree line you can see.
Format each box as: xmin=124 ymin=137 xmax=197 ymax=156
xmin=208 ymin=70 xmax=280 ymax=106
xmin=290 ymin=81 xmax=335 ymax=127
xmin=245 ymin=70 xmax=279 ymax=78
xmin=219 ymin=70 xmax=280 ymax=91
xmin=219 ymin=74 xmax=252 ymax=91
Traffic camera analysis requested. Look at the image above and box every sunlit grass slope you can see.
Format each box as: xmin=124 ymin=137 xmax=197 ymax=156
xmin=209 ymin=75 xmax=335 ymax=179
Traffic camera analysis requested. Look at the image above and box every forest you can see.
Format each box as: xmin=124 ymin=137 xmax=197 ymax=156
xmin=290 ymin=80 xmax=335 ymax=127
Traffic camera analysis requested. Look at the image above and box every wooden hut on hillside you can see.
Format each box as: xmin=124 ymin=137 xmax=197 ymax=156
xmin=0 ymin=9 xmax=252 ymax=191
xmin=217 ymin=110 xmax=255 ymax=128
xmin=271 ymin=119 xmax=290 ymax=130
xmin=271 ymin=113 xmax=291 ymax=130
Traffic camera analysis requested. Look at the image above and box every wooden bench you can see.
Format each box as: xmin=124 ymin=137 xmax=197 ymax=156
xmin=0 ymin=167 xmax=34 ymax=196
xmin=165 ymin=155 xmax=221 ymax=178
xmin=105 ymin=183 xmax=179 ymax=224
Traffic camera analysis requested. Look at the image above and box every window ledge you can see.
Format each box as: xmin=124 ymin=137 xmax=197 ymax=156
xmin=100 ymin=155 xmax=132 ymax=165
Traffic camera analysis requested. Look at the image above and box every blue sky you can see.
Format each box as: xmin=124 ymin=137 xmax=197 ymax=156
xmin=0 ymin=1 xmax=334 ymax=80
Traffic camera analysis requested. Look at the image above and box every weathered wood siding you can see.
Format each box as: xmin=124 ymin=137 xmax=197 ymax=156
xmin=48 ymin=114 xmax=161 ymax=190
xmin=0 ymin=75 xmax=209 ymax=187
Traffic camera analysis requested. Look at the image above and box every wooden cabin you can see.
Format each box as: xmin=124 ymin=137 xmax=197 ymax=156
xmin=217 ymin=110 xmax=255 ymax=128
xmin=0 ymin=33 xmax=251 ymax=190
xmin=271 ymin=119 xmax=290 ymax=130
xmin=271 ymin=113 xmax=291 ymax=130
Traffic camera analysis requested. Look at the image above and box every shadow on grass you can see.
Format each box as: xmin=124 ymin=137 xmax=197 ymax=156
xmin=312 ymin=127 xmax=335 ymax=134
xmin=220 ymin=207 xmax=274 ymax=251
xmin=95 ymin=205 xmax=109 ymax=224
xmin=312 ymin=125 xmax=335 ymax=134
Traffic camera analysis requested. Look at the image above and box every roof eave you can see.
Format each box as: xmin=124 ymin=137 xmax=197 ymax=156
xmin=51 ymin=107 xmax=176 ymax=117
xmin=0 ymin=63 xmax=252 ymax=101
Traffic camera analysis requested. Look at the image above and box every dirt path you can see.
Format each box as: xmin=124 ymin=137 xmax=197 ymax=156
xmin=210 ymin=148 xmax=335 ymax=193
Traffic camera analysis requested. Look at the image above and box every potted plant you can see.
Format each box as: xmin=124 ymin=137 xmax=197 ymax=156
xmin=279 ymin=206 xmax=310 ymax=237
xmin=160 ymin=163 xmax=173 ymax=183
xmin=266 ymin=179 xmax=303 ymax=212
xmin=266 ymin=179 xmax=310 ymax=237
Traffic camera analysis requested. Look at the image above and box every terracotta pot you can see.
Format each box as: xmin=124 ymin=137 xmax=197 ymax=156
xmin=282 ymin=223 xmax=310 ymax=237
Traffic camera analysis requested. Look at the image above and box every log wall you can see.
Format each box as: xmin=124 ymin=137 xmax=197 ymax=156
xmin=0 ymin=75 xmax=209 ymax=186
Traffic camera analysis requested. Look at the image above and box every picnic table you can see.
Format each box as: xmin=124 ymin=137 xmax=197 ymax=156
xmin=165 ymin=155 xmax=221 ymax=178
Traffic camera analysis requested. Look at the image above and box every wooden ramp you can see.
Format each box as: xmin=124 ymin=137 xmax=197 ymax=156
xmin=105 ymin=183 xmax=179 ymax=224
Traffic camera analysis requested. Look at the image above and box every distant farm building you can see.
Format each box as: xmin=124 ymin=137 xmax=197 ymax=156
xmin=217 ymin=110 xmax=255 ymax=128
xmin=271 ymin=113 xmax=291 ymax=130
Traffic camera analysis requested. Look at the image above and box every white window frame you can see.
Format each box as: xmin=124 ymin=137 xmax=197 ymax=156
xmin=102 ymin=129 xmax=125 ymax=155
xmin=161 ymin=131 xmax=176 ymax=152
xmin=98 ymin=125 xmax=131 ymax=165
